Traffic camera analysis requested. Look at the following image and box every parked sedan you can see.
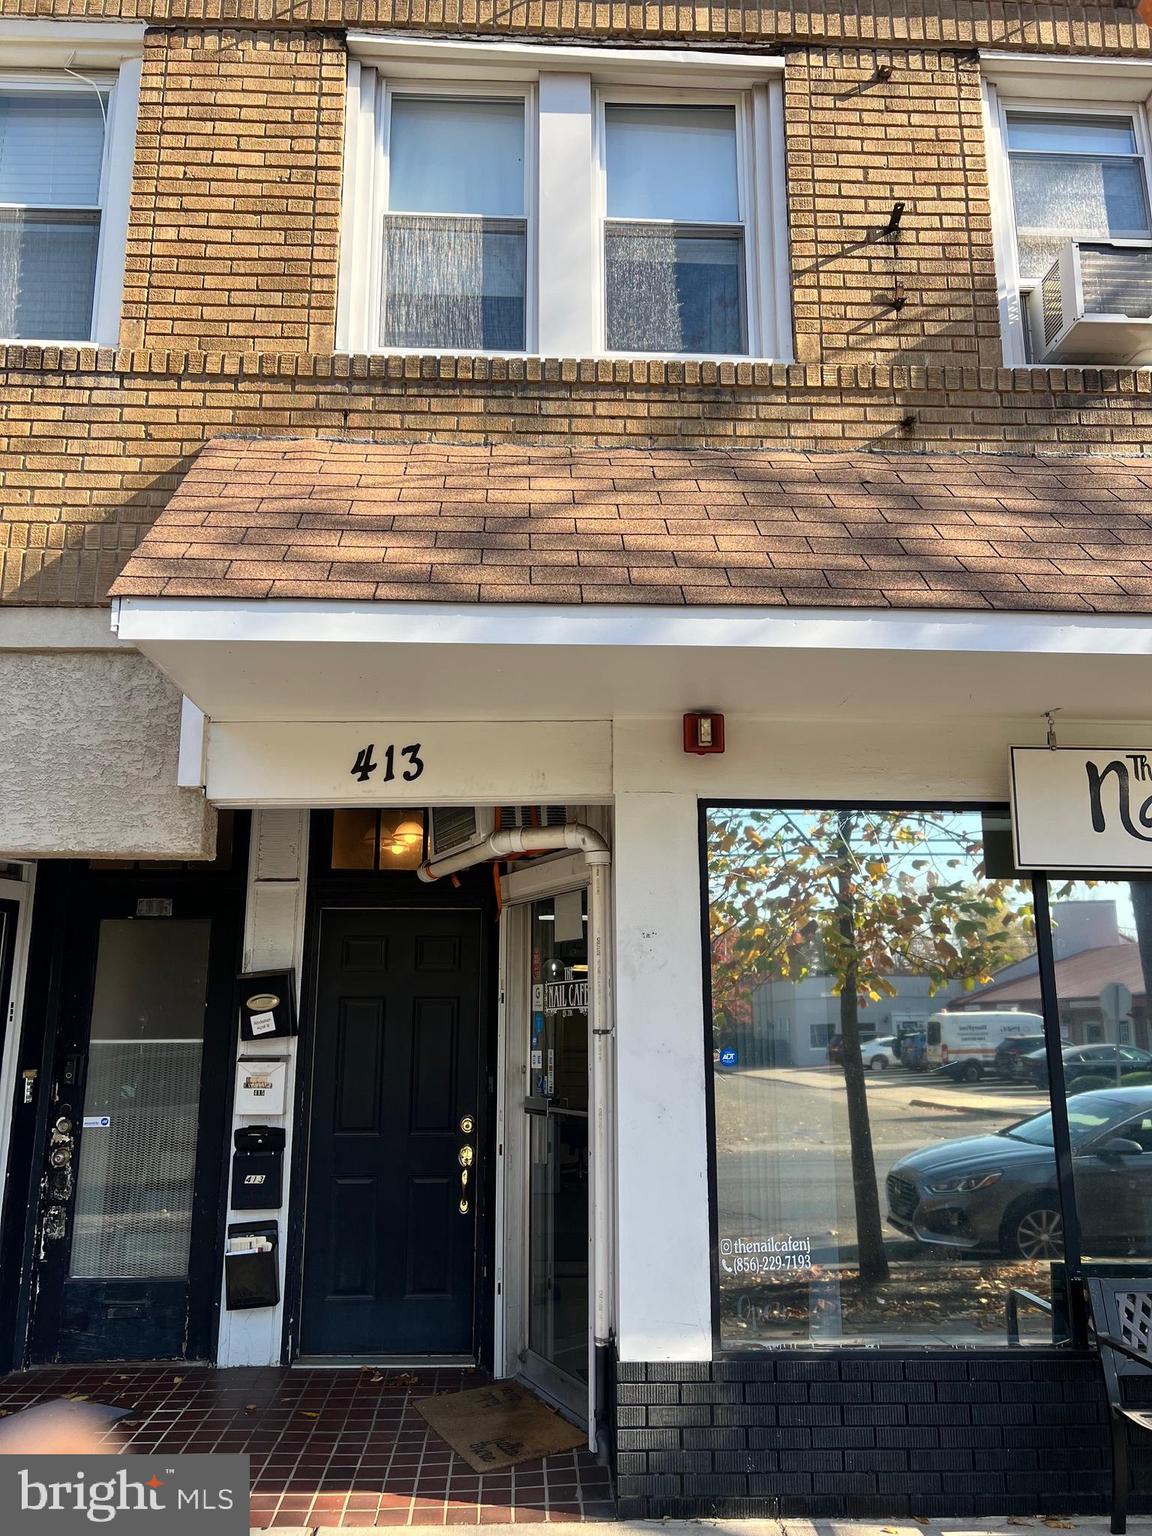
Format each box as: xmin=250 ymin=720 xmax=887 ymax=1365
xmin=885 ymin=1086 xmax=1152 ymax=1259
xmin=1020 ymin=1043 xmax=1152 ymax=1087
xmin=992 ymin=1034 xmax=1047 ymax=1080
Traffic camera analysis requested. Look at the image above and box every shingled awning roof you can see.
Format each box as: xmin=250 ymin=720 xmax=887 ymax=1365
xmin=111 ymin=439 xmax=1152 ymax=612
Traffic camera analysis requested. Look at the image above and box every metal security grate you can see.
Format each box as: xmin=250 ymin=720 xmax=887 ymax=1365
xmin=69 ymin=1041 xmax=203 ymax=1280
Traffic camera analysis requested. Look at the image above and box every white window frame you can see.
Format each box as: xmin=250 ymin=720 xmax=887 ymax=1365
xmin=981 ymin=53 xmax=1152 ymax=367
xmin=0 ymin=57 xmax=139 ymax=348
xmin=340 ymin=36 xmax=791 ymax=363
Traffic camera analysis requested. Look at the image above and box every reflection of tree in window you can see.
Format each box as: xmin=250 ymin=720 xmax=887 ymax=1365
xmin=709 ymin=807 xmax=1040 ymax=1341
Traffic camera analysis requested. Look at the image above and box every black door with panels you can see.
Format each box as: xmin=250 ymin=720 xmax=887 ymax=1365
xmin=301 ymin=909 xmax=483 ymax=1357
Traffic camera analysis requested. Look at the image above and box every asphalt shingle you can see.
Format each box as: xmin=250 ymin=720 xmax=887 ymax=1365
xmin=111 ymin=438 xmax=1152 ymax=613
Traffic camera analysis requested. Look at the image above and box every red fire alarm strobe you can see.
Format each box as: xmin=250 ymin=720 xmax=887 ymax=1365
xmin=683 ymin=712 xmax=725 ymax=755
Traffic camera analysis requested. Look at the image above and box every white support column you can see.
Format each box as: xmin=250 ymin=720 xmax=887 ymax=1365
xmin=612 ymin=791 xmax=712 ymax=1361
xmin=216 ymin=810 xmax=308 ymax=1366
xmin=536 ymin=72 xmax=597 ymax=357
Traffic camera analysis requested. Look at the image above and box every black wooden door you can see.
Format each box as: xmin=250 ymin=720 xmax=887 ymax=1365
xmin=301 ymin=909 xmax=482 ymax=1357
xmin=27 ymin=884 xmax=236 ymax=1364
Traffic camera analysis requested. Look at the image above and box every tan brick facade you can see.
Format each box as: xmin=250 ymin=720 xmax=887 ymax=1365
xmin=124 ymin=29 xmax=346 ymax=354
xmin=1 ymin=8 xmax=1151 ymax=606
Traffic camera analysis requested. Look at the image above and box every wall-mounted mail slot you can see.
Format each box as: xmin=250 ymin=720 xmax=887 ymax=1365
xmin=237 ymin=968 xmax=297 ymax=1042
xmin=235 ymin=1057 xmax=288 ymax=1117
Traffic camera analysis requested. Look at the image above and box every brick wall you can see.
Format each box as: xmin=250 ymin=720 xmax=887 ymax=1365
xmin=4 ymin=354 xmax=1152 ymax=604
xmin=0 ymin=1 xmax=1148 ymax=51
xmin=2 ymin=19 xmax=1152 ymax=606
xmin=125 ymin=29 xmax=345 ymax=353
xmin=615 ymin=1352 xmax=1119 ymax=1519
xmin=786 ymin=49 xmax=1001 ymax=368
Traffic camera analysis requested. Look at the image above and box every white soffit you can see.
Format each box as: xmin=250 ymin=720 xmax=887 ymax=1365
xmin=979 ymin=50 xmax=1152 ymax=103
xmin=0 ymin=21 xmax=146 ymax=67
xmin=114 ymin=599 xmax=1152 ymax=726
xmin=345 ymin=32 xmax=785 ymax=85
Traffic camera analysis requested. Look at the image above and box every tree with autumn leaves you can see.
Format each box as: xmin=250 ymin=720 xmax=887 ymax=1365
xmin=708 ymin=808 xmax=1034 ymax=1286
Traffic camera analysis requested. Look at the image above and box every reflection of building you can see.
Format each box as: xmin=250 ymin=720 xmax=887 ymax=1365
xmin=749 ymin=973 xmax=963 ymax=1067
xmin=960 ymin=902 xmax=1150 ymax=1048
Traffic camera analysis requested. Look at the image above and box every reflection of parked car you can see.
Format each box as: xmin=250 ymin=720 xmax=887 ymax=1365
xmin=826 ymin=1032 xmax=877 ymax=1067
xmin=886 ymin=1086 xmax=1152 ymax=1260
xmin=1021 ymin=1043 xmax=1152 ymax=1087
xmin=993 ymin=1034 xmax=1048 ymax=1080
xmin=861 ymin=1036 xmax=896 ymax=1071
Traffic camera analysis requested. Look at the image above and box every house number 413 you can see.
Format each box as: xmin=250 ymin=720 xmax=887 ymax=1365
xmin=350 ymin=742 xmax=424 ymax=784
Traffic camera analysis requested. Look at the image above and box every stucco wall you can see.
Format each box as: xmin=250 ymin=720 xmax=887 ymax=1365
xmin=0 ymin=650 xmax=215 ymax=858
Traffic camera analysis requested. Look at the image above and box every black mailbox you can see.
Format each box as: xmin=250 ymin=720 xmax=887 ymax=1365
xmin=224 ymin=1220 xmax=279 ymax=1310
xmin=231 ymin=1124 xmax=286 ymax=1210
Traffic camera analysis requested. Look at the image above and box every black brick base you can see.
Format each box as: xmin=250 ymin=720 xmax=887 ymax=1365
xmin=613 ymin=1351 xmax=1145 ymax=1519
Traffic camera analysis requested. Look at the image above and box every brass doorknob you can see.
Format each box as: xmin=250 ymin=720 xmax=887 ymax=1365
xmin=458 ymin=1144 xmax=474 ymax=1168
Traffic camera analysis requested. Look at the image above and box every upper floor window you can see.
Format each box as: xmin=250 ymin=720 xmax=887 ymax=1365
xmin=0 ymin=68 xmax=139 ymax=346
xmin=1006 ymin=112 xmax=1152 ymax=287
xmin=983 ymin=60 xmax=1152 ymax=365
xmin=380 ymin=94 xmax=528 ymax=353
xmin=339 ymin=44 xmax=790 ymax=362
xmin=603 ymin=103 xmax=747 ymax=355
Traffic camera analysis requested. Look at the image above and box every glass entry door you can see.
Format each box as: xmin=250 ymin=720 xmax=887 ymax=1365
xmin=523 ymin=892 xmax=589 ymax=1416
xmin=27 ymin=874 xmax=237 ymax=1365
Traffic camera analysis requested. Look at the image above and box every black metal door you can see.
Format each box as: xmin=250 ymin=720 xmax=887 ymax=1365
xmin=301 ymin=909 xmax=482 ymax=1357
xmin=27 ymin=883 xmax=237 ymax=1363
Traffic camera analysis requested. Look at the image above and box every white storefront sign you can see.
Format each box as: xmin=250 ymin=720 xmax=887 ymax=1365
xmin=1010 ymin=746 xmax=1152 ymax=871
xmin=205 ymin=720 xmax=612 ymax=807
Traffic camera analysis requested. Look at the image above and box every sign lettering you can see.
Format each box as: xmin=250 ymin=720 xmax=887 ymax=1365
xmin=1011 ymin=746 xmax=1152 ymax=870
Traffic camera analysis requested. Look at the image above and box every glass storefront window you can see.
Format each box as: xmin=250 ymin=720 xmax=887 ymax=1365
xmin=707 ymin=806 xmax=1068 ymax=1347
xmin=1046 ymin=879 xmax=1152 ymax=1265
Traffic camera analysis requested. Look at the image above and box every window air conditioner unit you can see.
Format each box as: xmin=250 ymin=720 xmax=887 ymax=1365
xmin=426 ymin=805 xmax=569 ymax=860
xmin=1037 ymin=239 xmax=1152 ymax=365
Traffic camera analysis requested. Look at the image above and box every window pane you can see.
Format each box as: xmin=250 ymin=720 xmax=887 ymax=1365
xmin=1047 ymin=880 xmax=1152 ymax=1265
xmin=605 ymin=224 xmax=745 ymax=354
xmin=605 ymin=104 xmax=739 ymax=223
xmin=389 ymin=97 xmax=524 ymax=217
xmin=0 ymin=91 xmax=106 ymax=205
xmin=1009 ymin=157 xmax=1151 ymax=279
xmin=708 ymin=807 xmax=1068 ymax=1348
xmin=381 ymin=214 xmax=526 ymax=351
xmin=1007 ymin=113 xmax=1140 ymax=156
xmin=70 ymin=920 xmax=210 ymax=1281
xmin=0 ymin=209 xmax=100 ymax=340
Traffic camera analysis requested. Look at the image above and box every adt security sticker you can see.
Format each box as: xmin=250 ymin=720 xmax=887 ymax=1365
xmin=719 ymin=1047 xmax=738 ymax=1069
xmin=83 ymin=1116 xmax=111 ymax=1129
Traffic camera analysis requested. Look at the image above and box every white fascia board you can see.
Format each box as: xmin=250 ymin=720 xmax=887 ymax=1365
xmin=345 ymin=32 xmax=784 ymax=86
xmin=979 ymin=50 xmax=1152 ymax=103
xmin=113 ymin=597 xmax=1152 ymax=660
xmin=0 ymin=20 xmax=146 ymax=67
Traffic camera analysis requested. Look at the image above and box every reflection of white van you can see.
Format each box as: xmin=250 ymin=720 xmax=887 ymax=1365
xmin=925 ymin=1010 xmax=1045 ymax=1082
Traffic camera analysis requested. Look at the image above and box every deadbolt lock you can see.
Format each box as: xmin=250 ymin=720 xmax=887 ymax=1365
xmin=49 ymin=1146 xmax=71 ymax=1168
xmin=459 ymin=1114 xmax=474 ymax=1134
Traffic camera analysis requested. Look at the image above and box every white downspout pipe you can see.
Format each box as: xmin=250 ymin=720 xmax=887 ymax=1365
xmin=416 ymin=821 xmax=610 ymax=882
xmin=418 ymin=822 xmax=615 ymax=1444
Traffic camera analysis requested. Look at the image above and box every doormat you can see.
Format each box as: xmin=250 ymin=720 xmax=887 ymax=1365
xmin=414 ymin=1380 xmax=586 ymax=1472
